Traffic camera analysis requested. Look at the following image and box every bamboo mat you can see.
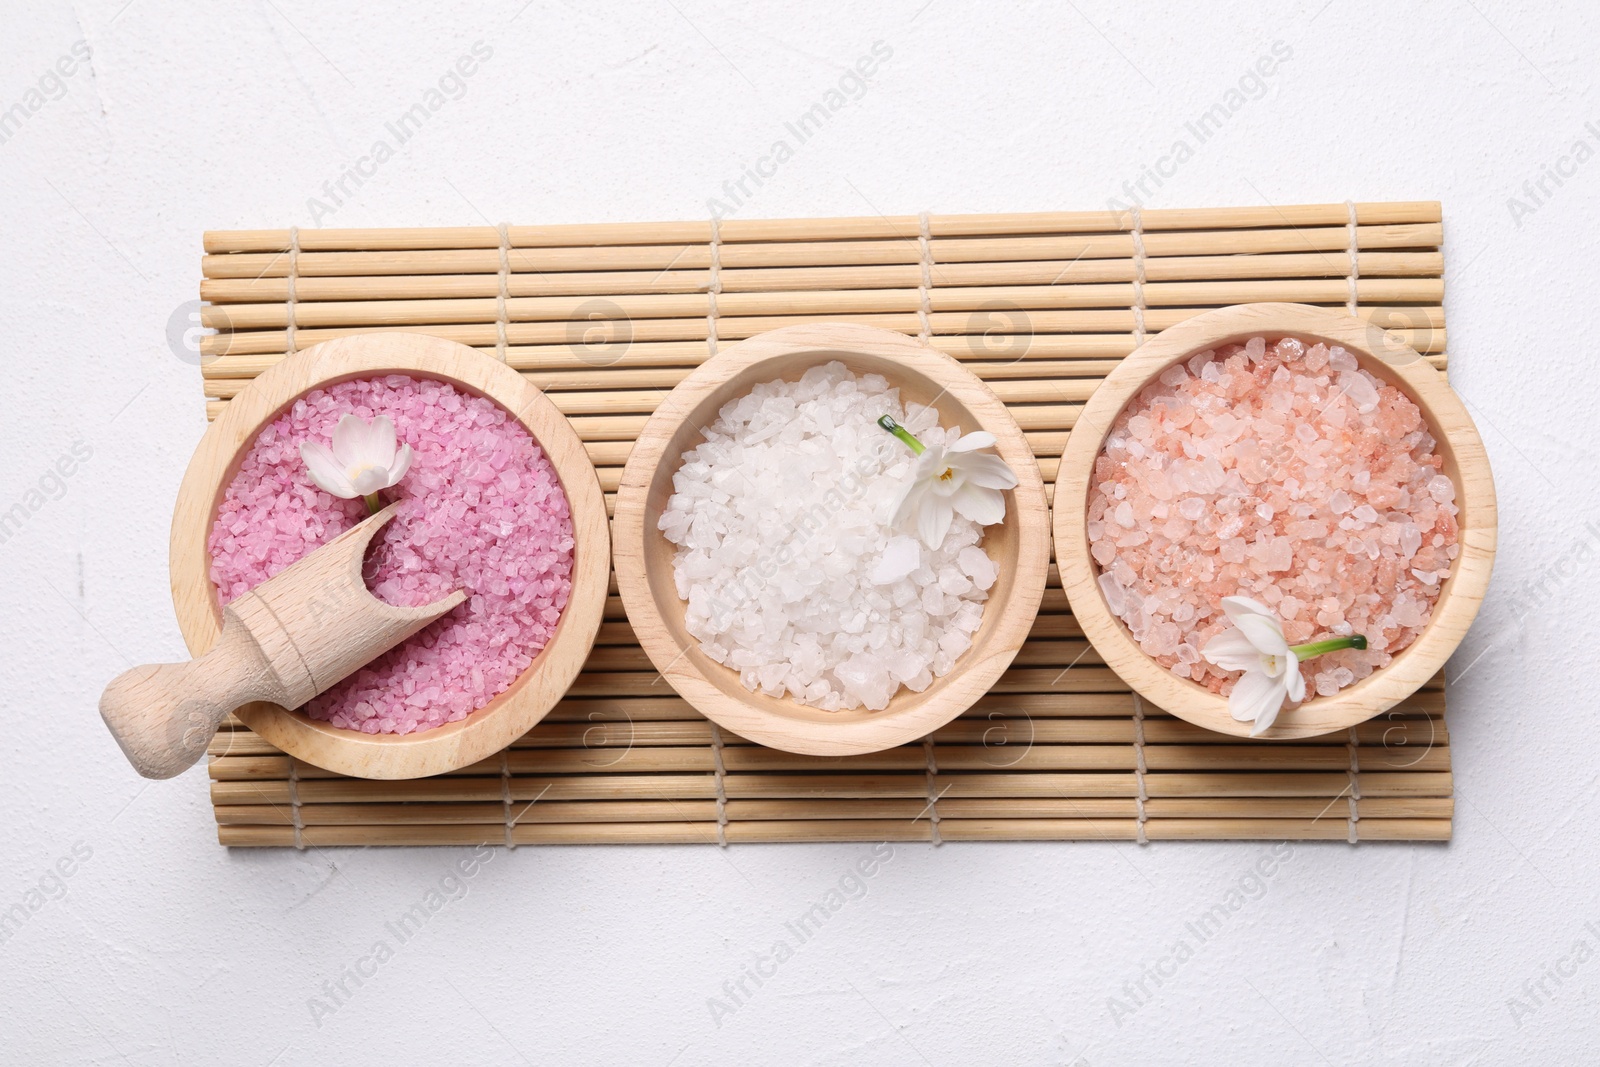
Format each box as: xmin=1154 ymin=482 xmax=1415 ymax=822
xmin=195 ymin=201 xmax=1454 ymax=847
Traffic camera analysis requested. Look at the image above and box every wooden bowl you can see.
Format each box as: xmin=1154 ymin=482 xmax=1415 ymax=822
xmin=1055 ymin=303 xmax=1496 ymax=739
xmin=614 ymin=323 xmax=1050 ymax=756
xmin=170 ymin=333 xmax=610 ymax=779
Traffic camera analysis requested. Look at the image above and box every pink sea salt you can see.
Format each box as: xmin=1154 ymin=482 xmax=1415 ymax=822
xmin=1087 ymin=337 xmax=1460 ymax=701
xmin=207 ymin=375 xmax=574 ymax=734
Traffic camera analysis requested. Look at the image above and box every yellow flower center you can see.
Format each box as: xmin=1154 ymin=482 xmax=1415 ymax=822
xmin=938 ymin=466 xmax=955 ymax=482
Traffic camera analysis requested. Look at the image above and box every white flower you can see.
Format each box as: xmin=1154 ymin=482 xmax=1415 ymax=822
xmin=1202 ymin=595 xmax=1306 ymax=736
xmin=300 ymin=414 xmax=415 ymax=500
xmin=889 ymin=430 xmax=1019 ymax=548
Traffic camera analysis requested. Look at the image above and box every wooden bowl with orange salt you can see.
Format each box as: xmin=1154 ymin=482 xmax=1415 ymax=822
xmin=1054 ymin=303 xmax=1496 ymax=739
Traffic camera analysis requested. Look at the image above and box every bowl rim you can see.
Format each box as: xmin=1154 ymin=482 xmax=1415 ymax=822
xmin=170 ymin=332 xmax=611 ymax=779
xmin=1053 ymin=302 xmax=1497 ymax=739
xmin=613 ymin=323 xmax=1051 ymax=756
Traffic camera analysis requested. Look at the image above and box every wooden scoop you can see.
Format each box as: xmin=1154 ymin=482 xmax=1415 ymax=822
xmin=100 ymin=504 xmax=465 ymax=779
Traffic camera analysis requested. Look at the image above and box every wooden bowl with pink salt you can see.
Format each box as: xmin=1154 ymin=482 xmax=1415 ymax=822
xmin=169 ymin=333 xmax=610 ymax=779
xmin=1055 ymin=303 xmax=1496 ymax=740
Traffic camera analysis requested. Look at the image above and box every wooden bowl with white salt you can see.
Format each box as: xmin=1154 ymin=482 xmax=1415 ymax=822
xmin=170 ymin=333 xmax=611 ymax=779
xmin=614 ymin=323 xmax=1051 ymax=756
xmin=1055 ymin=303 xmax=1496 ymax=740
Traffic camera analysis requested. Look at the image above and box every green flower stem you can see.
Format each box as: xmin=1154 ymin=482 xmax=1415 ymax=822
xmin=877 ymin=415 xmax=925 ymax=455
xmin=363 ymin=492 xmax=383 ymax=516
xmin=1289 ymin=634 xmax=1367 ymax=658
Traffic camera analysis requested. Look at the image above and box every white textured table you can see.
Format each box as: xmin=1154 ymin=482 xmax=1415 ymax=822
xmin=2 ymin=2 xmax=1594 ymax=1063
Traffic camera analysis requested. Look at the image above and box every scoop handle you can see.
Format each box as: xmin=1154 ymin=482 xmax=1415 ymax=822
xmin=99 ymin=621 xmax=286 ymax=780
xmin=100 ymin=506 xmax=464 ymax=779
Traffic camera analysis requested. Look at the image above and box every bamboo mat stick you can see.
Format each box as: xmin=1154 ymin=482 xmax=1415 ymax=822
xmin=525 ymin=362 xmax=1121 ymax=394
xmin=197 ymin=333 xmax=1447 ymax=379
xmin=201 ymin=365 xmax=1448 ymax=437
xmin=207 ymin=711 xmax=1450 ymax=770
xmin=199 ymin=250 xmax=1445 ymax=303
xmin=218 ymin=823 xmax=732 ymax=847
xmin=210 ymin=795 xmax=1451 ymax=826
xmin=210 ymin=769 xmax=1450 ymax=808
xmin=199 ymin=311 xmax=1446 ymax=358
xmin=938 ymin=818 xmax=1450 ymax=842
xmin=201 ymin=377 xmax=1106 ymax=412
xmin=201 ymin=279 xmax=1447 ymax=330
xmin=203 ymin=697 xmax=1441 ymax=762
xmin=214 ymin=800 xmax=724 ymax=825
xmin=198 ymin=338 xmax=1140 ymax=378
xmin=476 ymin=719 xmax=720 ymax=747
xmin=636 ymin=743 xmax=1132 ymax=774
xmin=1156 ymin=792 xmax=1403 ymax=817
xmin=719 ymin=771 xmax=1406 ymax=800
xmin=526 ymin=357 xmax=1448 ymax=393
xmin=200 ymin=202 xmax=1440 ymax=254
xmin=199 ymin=222 xmax=1442 ymax=278
xmin=205 ymin=735 xmax=1446 ymax=783
xmin=439 ymin=357 xmax=1426 ymax=411
xmin=717 ymin=743 xmax=1448 ymax=773
xmin=213 ymin=775 xmax=721 ymax=804
xmin=201 ymin=696 xmax=1441 ymax=760
xmin=212 ymin=815 xmax=1451 ymax=847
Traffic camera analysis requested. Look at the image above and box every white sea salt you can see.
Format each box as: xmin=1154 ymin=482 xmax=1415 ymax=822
xmin=658 ymin=361 xmax=998 ymax=712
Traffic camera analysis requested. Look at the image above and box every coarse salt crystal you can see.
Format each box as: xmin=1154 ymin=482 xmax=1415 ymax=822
xmin=1098 ymin=572 xmax=1128 ymax=615
xmin=871 ymin=536 xmax=921 ymax=585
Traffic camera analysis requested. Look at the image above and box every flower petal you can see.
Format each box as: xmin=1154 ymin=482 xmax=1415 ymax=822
xmin=387 ymin=443 xmax=414 ymax=485
xmin=1220 ymin=595 xmax=1276 ymax=624
xmin=1283 ymin=652 xmax=1305 ymax=703
xmin=367 ymin=415 xmax=399 ymax=468
xmin=1202 ymin=627 xmax=1261 ymax=672
xmin=1228 ymin=668 xmax=1287 ymax=725
xmin=917 ymin=497 xmax=953 ymax=549
xmin=950 ymin=481 xmax=1005 ymax=525
xmin=350 ymin=465 xmax=390 ymax=496
xmin=1233 ymin=612 xmax=1289 ymax=659
xmin=300 ymin=441 xmax=358 ymax=498
xmin=890 ymin=477 xmax=924 ymax=529
xmin=912 ymin=445 xmax=947 ymax=477
xmin=954 ymin=452 xmax=1018 ymax=490
xmin=1251 ymin=694 xmax=1285 ymax=736
xmin=949 ymin=430 xmax=998 ymax=453
xmin=330 ymin=415 xmax=370 ymax=467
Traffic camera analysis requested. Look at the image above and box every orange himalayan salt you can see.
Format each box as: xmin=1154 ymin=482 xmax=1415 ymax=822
xmin=1087 ymin=337 xmax=1460 ymax=701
